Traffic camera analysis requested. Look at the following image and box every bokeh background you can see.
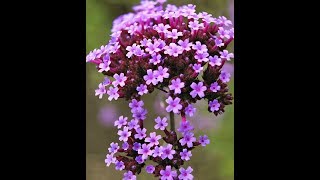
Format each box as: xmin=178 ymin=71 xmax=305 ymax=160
xmin=86 ymin=0 xmax=234 ymax=179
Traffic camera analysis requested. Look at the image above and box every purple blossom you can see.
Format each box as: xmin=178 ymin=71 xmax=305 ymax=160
xmin=112 ymin=73 xmax=127 ymax=87
xmin=146 ymin=165 xmax=155 ymax=174
xmin=138 ymin=143 xmax=154 ymax=160
xmin=123 ymin=171 xmax=136 ymax=180
xmin=188 ymin=20 xmax=204 ymax=31
xmin=178 ymin=39 xmax=192 ymax=51
xmin=126 ymin=43 xmax=138 ymax=58
xmin=133 ymin=142 xmax=141 ymax=151
xmin=160 ymin=166 xmax=177 ymax=180
xmin=114 ymin=116 xmax=128 ymax=129
xmin=136 ymin=84 xmax=148 ymax=95
xmin=129 ymin=99 xmax=144 ymax=112
xmin=192 ymin=41 xmax=208 ymax=54
xmin=117 ymin=127 xmax=132 ymax=142
xmin=143 ymin=69 xmax=158 ymax=85
xmin=179 ymin=132 xmax=196 ymax=148
xmin=219 ymin=71 xmax=231 ymax=83
xmin=161 ymin=144 xmax=176 ymax=160
xmin=102 ymin=77 xmax=111 ymax=85
xmin=165 ymin=96 xmax=183 ymax=114
xmin=108 ymin=142 xmax=119 ymax=154
xmin=127 ymin=119 xmax=139 ymax=130
xmin=178 ymin=166 xmax=193 ymax=180
xmin=105 ymin=154 xmax=116 ymax=166
xmin=95 ymin=83 xmax=106 ymax=99
xmin=153 ymin=146 xmax=163 ymax=157
xmin=166 ymin=29 xmax=183 ymax=39
xmin=122 ymin=142 xmax=129 ymax=150
xmin=209 ymin=99 xmax=220 ymax=112
xmin=210 ymin=82 xmax=221 ymax=92
xmin=185 ymin=104 xmax=196 ymax=117
xmin=135 ymin=155 xmax=144 ymax=164
xmin=154 ymin=116 xmax=168 ymax=130
xmin=218 ymin=27 xmax=231 ymax=39
xmin=140 ymin=38 xmax=151 ymax=47
xmin=190 ymin=82 xmax=207 ymax=98
xmin=180 ymin=149 xmax=192 ymax=161
xmin=218 ymin=16 xmax=233 ymax=27
xmin=169 ymin=78 xmax=185 ymax=94
xmin=164 ymin=43 xmax=183 ymax=57
xmin=115 ymin=160 xmax=125 ymax=171
xmin=98 ymin=61 xmax=111 ymax=73
xmin=209 ymin=55 xmax=222 ymax=67
xmin=146 ymin=41 xmax=161 ymax=54
xmin=220 ymin=50 xmax=234 ymax=61
xmin=214 ymin=38 xmax=225 ymax=47
xmin=154 ymin=23 xmax=171 ymax=33
xmin=195 ymin=52 xmax=209 ymax=62
xmin=199 ymin=135 xmax=210 ymax=146
xmin=132 ymin=107 xmax=147 ymax=120
xmin=154 ymin=66 xmax=169 ymax=83
xmin=192 ymin=64 xmax=203 ymax=73
xmin=107 ymin=86 xmax=119 ymax=101
xmin=177 ymin=121 xmax=194 ymax=134
xmin=145 ymin=132 xmax=161 ymax=146
xmin=150 ymin=54 xmax=162 ymax=65
xmin=134 ymin=127 xmax=147 ymax=140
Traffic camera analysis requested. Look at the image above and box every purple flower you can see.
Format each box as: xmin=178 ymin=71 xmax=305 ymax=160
xmin=129 ymin=99 xmax=144 ymax=112
xmin=209 ymin=99 xmax=220 ymax=112
xmin=220 ymin=50 xmax=234 ymax=61
xmin=180 ymin=149 xmax=192 ymax=161
xmin=214 ymin=38 xmax=224 ymax=47
xmin=132 ymin=107 xmax=147 ymax=120
xmin=136 ymin=84 xmax=148 ymax=96
xmin=161 ymin=144 xmax=176 ymax=160
xmin=192 ymin=41 xmax=208 ymax=54
xmin=108 ymin=142 xmax=119 ymax=154
xmin=143 ymin=69 xmax=158 ymax=85
xmin=179 ymin=132 xmax=196 ymax=148
xmin=127 ymin=119 xmax=139 ymax=130
xmin=112 ymin=73 xmax=127 ymax=87
xmin=115 ymin=160 xmax=125 ymax=171
xmin=146 ymin=41 xmax=161 ymax=54
xmin=190 ymin=82 xmax=207 ymax=98
xmin=105 ymin=154 xmax=116 ymax=166
xmin=146 ymin=165 xmax=155 ymax=174
xmin=209 ymin=55 xmax=222 ymax=67
xmin=192 ymin=64 xmax=203 ymax=73
xmin=95 ymin=83 xmax=106 ymax=99
xmin=178 ymin=166 xmax=193 ymax=180
xmin=153 ymin=146 xmax=163 ymax=157
xmin=123 ymin=171 xmax=136 ymax=180
xmin=166 ymin=29 xmax=183 ymax=39
xmin=210 ymin=82 xmax=221 ymax=92
xmin=117 ymin=127 xmax=132 ymax=142
xmin=114 ymin=116 xmax=128 ymax=129
xmin=122 ymin=142 xmax=129 ymax=150
xmin=169 ymin=78 xmax=185 ymax=94
xmin=140 ymin=38 xmax=151 ymax=47
xmin=160 ymin=166 xmax=177 ymax=180
xmin=102 ymin=77 xmax=111 ymax=85
xmin=138 ymin=143 xmax=154 ymax=160
xmin=218 ymin=16 xmax=233 ymax=27
xmin=107 ymin=86 xmax=119 ymax=101
xmin=145 ymin=132 xmax=161 ymax=146
xmin=199 ymin=135 xmax=210 ymax=146
xmin=133 ymin=142 xmax=141 ymax=151
xmin=135 ymin=155 xmax=144 ymax=164
xmin=178 ymin=39 xmax=192 ymax=51
xmin=185 ymin=104 xmax=196 ymax=117
xmin=177 ymin=121 xmax=194 ymax=134
xmin=218 ymin=27 xmax=230 ymax=39
xmin=98 ymin=61 xmax=111 ymax=73
xmin=195 ymin=52 xmax=209 ymax=62
xmin=154 ymin=66 xmax=169 ymax=83
xmin=165 ymin=96 xmax=183 ymax=113
xmin=164 ymin=43 xmax=183 ymax=57
xmin=154 ymin=23 xmax=171 ymax=33
xmin=219 ymin=71 xmax=231 ymax=83
xmin=188 ymin=20 xmax=204 ymax=31
xmin=126 ymin=43 xmax=138 ymax=58
xmin=154 ymin=116 xmax=168 ymax=130
xmin=134 ymin=127 xmax=147 ymax=140
xmin=150 ymin=54 xmax=162 ymax=65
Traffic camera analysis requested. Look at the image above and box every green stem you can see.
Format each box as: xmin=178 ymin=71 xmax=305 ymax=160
xmin=170 ymin=111 xmax=175 ymax=131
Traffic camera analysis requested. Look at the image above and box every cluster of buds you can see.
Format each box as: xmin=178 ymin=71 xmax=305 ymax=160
xmin=87 ymin=0 xmax=234 ymax=179
xmin=105 ymin=99 xmax=209 ymax=179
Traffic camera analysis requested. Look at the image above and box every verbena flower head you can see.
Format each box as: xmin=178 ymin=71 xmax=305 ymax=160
xmin=87 ymin=0 xmax=234 ymax=179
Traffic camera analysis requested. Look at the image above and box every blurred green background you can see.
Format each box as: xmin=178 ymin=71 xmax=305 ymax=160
xmin=86 ymin=0 xmax=234 ymax=179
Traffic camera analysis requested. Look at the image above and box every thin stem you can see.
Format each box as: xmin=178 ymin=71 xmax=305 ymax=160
xmin=155 ymin=86 xmax=168 ymax=93
xmin=170 ymin=111 xmax=175 ymax=131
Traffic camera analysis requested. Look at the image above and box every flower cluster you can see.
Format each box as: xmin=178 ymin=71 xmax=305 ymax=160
xmin=87 ymin=0 xmax=234 ymax=179
xmin=105 ymin=105 xmax=209 ymax=179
